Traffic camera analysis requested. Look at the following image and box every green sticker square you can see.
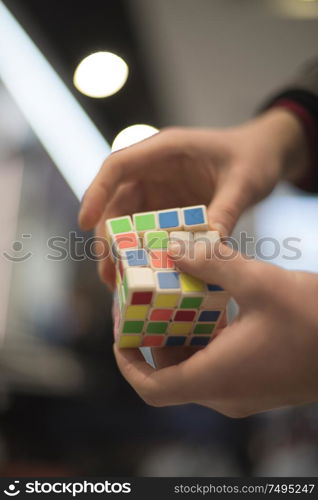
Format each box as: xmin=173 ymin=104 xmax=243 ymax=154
xmin=146 ymin=322 xmax=168 ymax=334
xmin=123 ymin=321 xmax=144 ymax=334
xmin=193 ymin=323 xmax=215 ymax=335
xmin=110 ymin=217 xmax=132 ymax=234
xmin=180 ymin=297 xmax=203 ymax=309
xmin=146 ymin=231 xmax=168 ymax=249
xmin=123 ymin=274 xmax=129 ymax=300
xmin=135 ymin=213 xmax=156 ymax=231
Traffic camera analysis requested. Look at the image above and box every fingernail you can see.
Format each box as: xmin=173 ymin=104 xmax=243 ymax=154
xmin=168 ymin=241 xmax=182 ymax=256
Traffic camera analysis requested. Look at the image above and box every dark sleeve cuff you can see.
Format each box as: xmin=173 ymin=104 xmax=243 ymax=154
xmin=264 ymin=90 xmax=318 ymax=193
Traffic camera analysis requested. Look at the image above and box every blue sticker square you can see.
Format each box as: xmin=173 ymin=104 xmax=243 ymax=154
xmin=184 ymin=207 xmax=204 ymax=226
xmin=157 ymin=271 xmax=180 ymax=290
xmin=159 ymin=210 xmax=179 ymax=229
xmin=126 ymin=249 xmax=148 ymax=267
xmin=207 ymin=284 xmax=224 ymax=292
xmin=190 ymin=336 xmax=210 ymax=346
xmin=198 ymin=310 xmax=221 ymax=322
xmin=166 ymin=336 xmax=186 ymax=346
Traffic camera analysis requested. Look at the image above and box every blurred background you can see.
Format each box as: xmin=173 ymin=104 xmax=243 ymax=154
xmin=0 ymin=0 xmax=318 ymax=476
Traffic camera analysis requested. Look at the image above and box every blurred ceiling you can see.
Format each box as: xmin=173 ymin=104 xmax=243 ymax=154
xmin=3 ymin=0 xmax=160 ymax=143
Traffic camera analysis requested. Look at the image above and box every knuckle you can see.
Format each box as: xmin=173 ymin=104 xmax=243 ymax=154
xmin=139 ymin=388 xmax=165 ymax=408
xmin=221 ymin=404 xmax=252 ymax=419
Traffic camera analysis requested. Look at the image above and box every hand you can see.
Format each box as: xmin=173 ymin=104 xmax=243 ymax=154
xmin=114 ymin=241 xmax=318 ymax=417
xmin=79 ymin=108 xmax=309 ymax=286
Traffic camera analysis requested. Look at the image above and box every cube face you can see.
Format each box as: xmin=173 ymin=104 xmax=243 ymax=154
xmin=119 ymin=335 xmax=142 ymax=348
xmin=166 ymin=336 xmax=187 ymax=346
xmin=107 ymin=216 xmax=133 ymax=236
xmin=182 ymin=205 xmax=208 ymax=231
xmin=122 ymin=321 xmax=144 ymax=334
xmin=153 ymin=294 xmax=180 ymax=308
xmin=108 ymin=205 xmax=230 ymax=348
xmin=113 ymin=232 xmax=139 ymax=252
xmin=180 ymin=273 xmax=205 ymax=293
xmin=124 ymin=305 xmax=149 ymax=320
xmin=156 ymin=271 xmax=180 ymax=291
xmin=168 ymin=322 xmax=193 ymax=335
xmin=193 ymin=323 xmax=215 ymax=335
xmin=144 ymin=230 xmax=169 ymax=249
xmin=124 ymin=249 xmax=149 ymax=267
xmin=179 ymin=296 xmax=203 ymax=309
xmin=149 ymin=250 xmax=175 ymax=270
xmin=146 ymin=322 xmax=169 ymax=334
xmin=198 ymin=310 xmax=221 ymax=322
xmin=142 ymin=335 xmax=166 ymax=347
xmin=149 ymin=308 xmax=174 ymax=321
xmin=131 ymin=292 xmax=153 ymax=305
xmin=173 ymin=310 xmax=197 ymax=322
xmin=158 ymin=209 xmax=182 ymax=230
xmin=133 ymin=212 xmax=157 ymax=233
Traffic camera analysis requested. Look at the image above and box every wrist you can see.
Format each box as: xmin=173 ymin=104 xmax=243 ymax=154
xmin=255 ymin=107 xmax=310 ymax=183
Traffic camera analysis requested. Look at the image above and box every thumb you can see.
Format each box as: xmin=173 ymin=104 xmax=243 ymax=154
xmin=207 ymin=179 xmax=251 ymax=236
xmin=168 ymin=240 xmax=257 ymax=302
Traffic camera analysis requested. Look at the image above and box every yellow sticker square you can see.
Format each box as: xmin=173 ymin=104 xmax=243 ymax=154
xmin=118 ymin=335 xmax=142 ymax=348
xmin=154 ymin=294 xmax=180 ymax=308
xmin=124 ymin=305 xmax=149 ymax=320
xmin=179 ymin=273 xmax=205 ymax=293
xmin=168 ymin=322 xmax=193 ymax=335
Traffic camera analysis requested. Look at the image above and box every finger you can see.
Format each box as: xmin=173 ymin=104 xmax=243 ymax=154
xmin=168 ymin=240 xmax=259 ymax=302
xmin=78 ymin=129 xmax=183 ymax=230
xmin=207 ymin=175 xmax=252 ymax=236
xmin=113 ymin=342 xmax=214 ymax=406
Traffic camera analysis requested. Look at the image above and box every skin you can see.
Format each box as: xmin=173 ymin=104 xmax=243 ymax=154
xmin=78 ymin=107 xmax=318 ymax=417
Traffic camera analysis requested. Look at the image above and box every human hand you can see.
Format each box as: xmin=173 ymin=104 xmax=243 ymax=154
xmin=79 ymin=107 xmax=309 ymax=286
xmin=113 ymin=241 xmax=318 ymax=417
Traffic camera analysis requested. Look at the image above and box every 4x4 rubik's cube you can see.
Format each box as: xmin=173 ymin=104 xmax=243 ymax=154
xmin=107 ymin=205 xmax=230 ymax=348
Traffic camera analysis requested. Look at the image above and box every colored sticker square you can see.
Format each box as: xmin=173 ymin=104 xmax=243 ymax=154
xmin=145 ymin=231 xmax=169 ymax=249
xmin=122 ymin=321 xmax=144 ymax=334
xmin=149 ymin=309 xmax=174 ymax=321
xmin=166 ymin=336 xmax=186 ymax=346
xmin=131 ymin=292 xmax=153 ymax=305
xmin=198 ymin=310 xmax=221 ymax=322
xmin=157 ymin=271 xmax=180 ymax=290
xmin=125 ymin=249 xmax=149 ymax=267
xmin=180 ymin=273 xmax=205 ymax=293
xmin=150 ymin=250 xmax=175 ymax=269
xmin=207 ymin=284 xmax=224 ymax=292
xmin=184 ymin=207 xmax=204 ymax=226
xmin=146 ymin=322 xmax=168 ymax=334
xmin=190 ymin=336 xmax=210 ymax=346
xmin=180 ymin=297 xmax=203 ymax=309
xmin=142 ymin=335 xmax=166 ymax=347
xmin=134 ymin=213 xmax=156 ymax=231
xmin=174 ymin=310 xmax=196 ymax=322
xmin=193 ymin=323 xmax=215 ymax=335
xmin=110 ymin=217 xmax=133 ymax=234
xmin=158 ymin=211 xmax=179 ymax=229
xmin=118 ymin=335 xmax=142 ymax=348
xmin=168 ymin=322 xmax=193 ymax=335
xmin=114 ymin=232 xmax=138 ymax=250
xmin=124 ymin=305 xmax=149 ymax=320
xmin=154 ymin=294 xmax=180 ymax=308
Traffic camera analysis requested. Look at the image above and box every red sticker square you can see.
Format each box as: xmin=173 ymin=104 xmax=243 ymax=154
xmin=131 ymin=292 xmax=153 ymax=305
xmin=150 ymin=309 xmax=174 ymax=321
xmin=150 ymin=250 xmax=175 ymax=269
xmin=142 ymin=335 xmax=166 ymax=347
xmin=114 ymin=232 xmax=138 ymax=250
xmin=174 ymin=310 xmax=196 ymax=322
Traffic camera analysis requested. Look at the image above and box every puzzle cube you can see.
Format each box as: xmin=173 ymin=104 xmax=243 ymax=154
xmin=108 ymin=205 xmax=231 ymax=348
